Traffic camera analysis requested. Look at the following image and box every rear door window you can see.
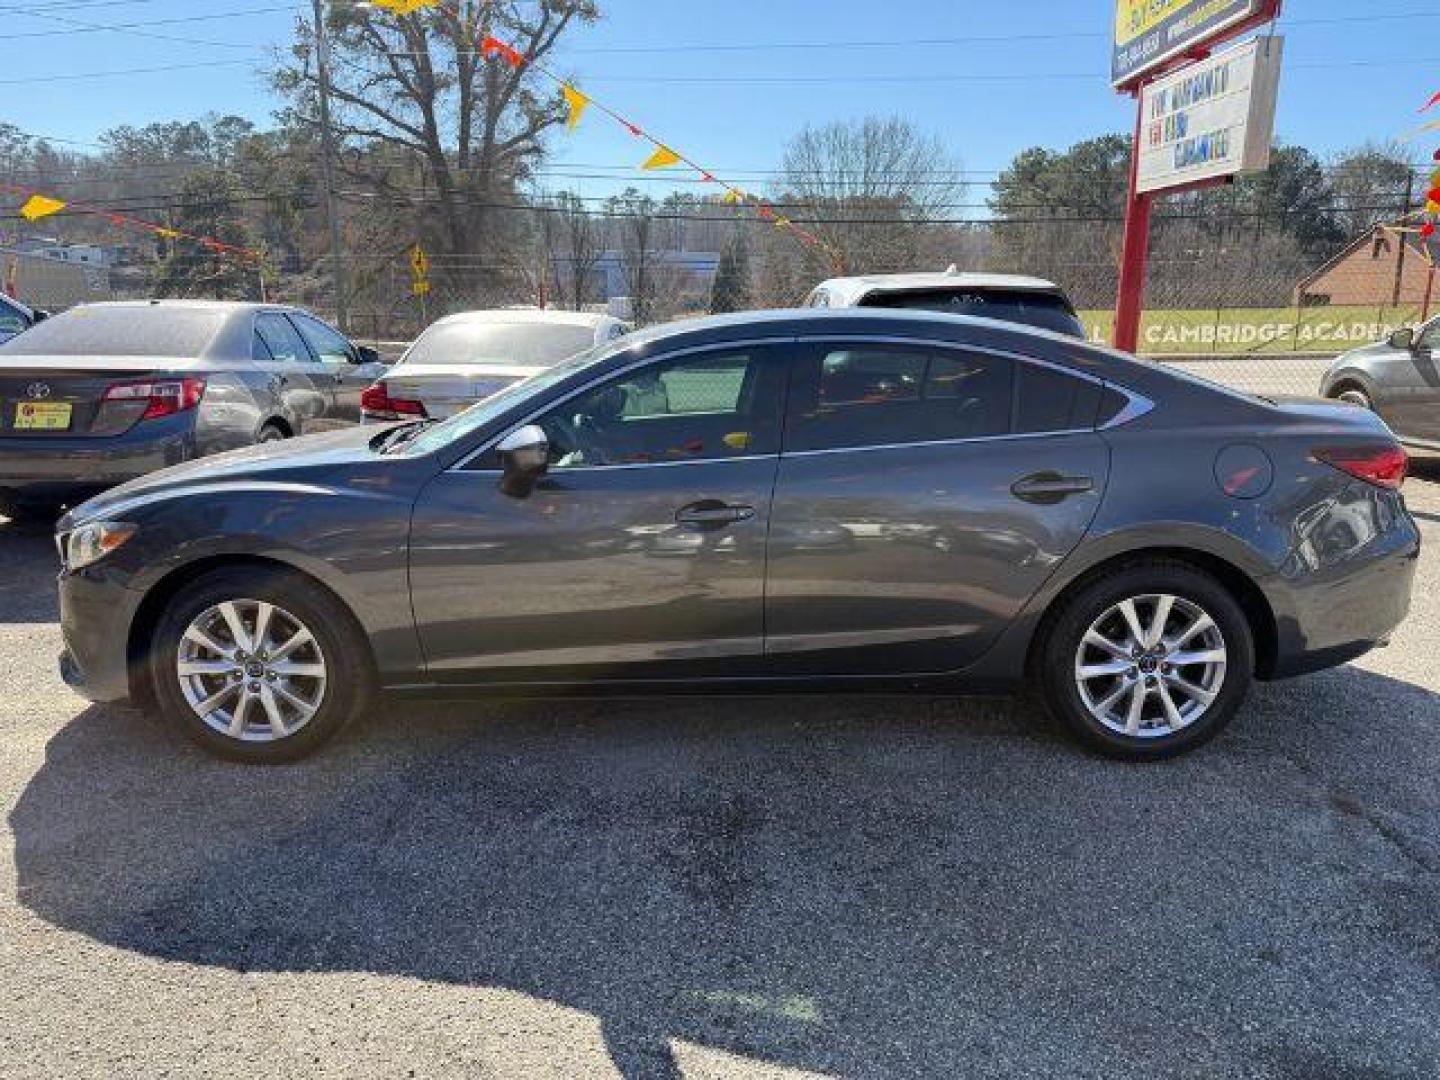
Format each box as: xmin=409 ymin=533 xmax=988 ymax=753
xmin=786 ymin=345 xmax=1013 ymax=452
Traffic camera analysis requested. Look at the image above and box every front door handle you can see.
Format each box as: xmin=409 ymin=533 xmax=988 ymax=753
xmin=675 ymin=500 xmax=755 ymax=529
xmin=1011 ymin=472 xmax=1094 ymax=505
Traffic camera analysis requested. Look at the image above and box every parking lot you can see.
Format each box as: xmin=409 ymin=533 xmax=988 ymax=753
xmin=0 ymin=467 xmax=1436 ymax=1079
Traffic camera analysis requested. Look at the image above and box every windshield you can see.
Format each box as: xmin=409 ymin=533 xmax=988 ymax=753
xmin=861 ymin=288 xmax=1085 ymax=338
xmin=0 ymin=305 xmax=227 ymax=357
xmin=399 ymin=320 xmax=597 ymax=368
xmin=397 ymin=342 xmax=614 ymax=456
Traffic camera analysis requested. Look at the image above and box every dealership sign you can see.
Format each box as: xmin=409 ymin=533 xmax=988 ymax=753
xmin=1135 ymin=36 xmax=1282 ymax=195
xmin=1113 ymin=0 xmax=1278 ymax=87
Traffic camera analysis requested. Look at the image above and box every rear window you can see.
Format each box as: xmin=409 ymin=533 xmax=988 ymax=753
xmin=400 ymin=321 xmax=596 ymax=368
xmin=859 ymin=288 xmax=1085 ymax=338
xmin=0 ymin=306 xmax=227 ymax=357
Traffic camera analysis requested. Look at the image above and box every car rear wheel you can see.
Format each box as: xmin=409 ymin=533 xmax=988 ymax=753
xmin=1038 ymin=560 xmax=1255 ymax=760
xmin=257 ymin=422 xmax=288 ymax=444
xmin=149 ymin=566 xmax=371 ymax=762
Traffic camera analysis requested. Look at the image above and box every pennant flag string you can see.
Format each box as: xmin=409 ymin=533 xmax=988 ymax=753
xmin=2 ymin=182 xmax=263 ymax=263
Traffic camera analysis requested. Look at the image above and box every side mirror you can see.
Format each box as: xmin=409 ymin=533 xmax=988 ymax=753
xmin=31 ymin=309 xmax=50 ymax=323
xmin=355 ymin=345 xmax=383 ymax=365
xmin=496 ymin=424 xmax=549 ymax=498
xmin=1388 ymin=327 xmax=1416 ymax=351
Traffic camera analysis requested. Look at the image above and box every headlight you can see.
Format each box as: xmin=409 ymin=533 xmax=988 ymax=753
xmin=62 ymin=521 xmax=136 ymax=571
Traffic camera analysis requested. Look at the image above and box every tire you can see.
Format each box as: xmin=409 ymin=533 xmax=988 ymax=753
xmin=257 ymin=422 xmax=288 ymax=444
xmin=148 ymin=565 xmax=373 ymax=763
xmin=1332 ymin=385 xmax=1372 ymax=411
xmin=1037 ymin=559 xmax=1255 ymax=761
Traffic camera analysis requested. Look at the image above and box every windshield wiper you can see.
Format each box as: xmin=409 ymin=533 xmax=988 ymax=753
xmin=376 ymin=419 xmax=435 ymax=454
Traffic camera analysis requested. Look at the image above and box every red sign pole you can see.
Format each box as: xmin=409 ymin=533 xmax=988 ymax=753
xmin=1113 ymin=87 xmax=1152 ymax=353
xmin=1110 ymin=1 xmax=1282 ymax=353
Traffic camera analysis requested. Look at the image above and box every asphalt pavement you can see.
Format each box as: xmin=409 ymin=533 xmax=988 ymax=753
xmin=2 ymin=465 xmax=1438 ymax=1079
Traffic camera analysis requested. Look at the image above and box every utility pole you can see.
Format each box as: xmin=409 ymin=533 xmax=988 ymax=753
xmin=312 ymin=0 xmax=349 ymax=331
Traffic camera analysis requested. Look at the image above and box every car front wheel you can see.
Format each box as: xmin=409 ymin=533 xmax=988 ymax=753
xmin=149 ymin=566 xmax=372 ymax=762
xmin=1039 ymin=560 xmax=1255 ymax=760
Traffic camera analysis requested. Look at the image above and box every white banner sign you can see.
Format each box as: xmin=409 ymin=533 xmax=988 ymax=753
xmin=1137 ymin=36 xmax=1283 ymax=195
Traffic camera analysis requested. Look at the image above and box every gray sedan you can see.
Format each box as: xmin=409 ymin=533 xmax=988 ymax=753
xmin=1322 ymin=316 xmax=1440 ymax=447
xmin=0 ymin=300 xmax=386 ymax=519
xmin=55 ymin=309 xmax=1418 ymax=763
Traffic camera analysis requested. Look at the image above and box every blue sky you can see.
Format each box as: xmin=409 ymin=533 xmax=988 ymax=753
xmin=6 ymin=0 xmax=1437 ymax=198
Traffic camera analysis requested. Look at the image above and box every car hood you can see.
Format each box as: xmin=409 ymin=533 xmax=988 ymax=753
xmin=63 ymin=425 xmax=394 ymax=526
xmin=1331 ymin=341 xmax=1392 ymax=365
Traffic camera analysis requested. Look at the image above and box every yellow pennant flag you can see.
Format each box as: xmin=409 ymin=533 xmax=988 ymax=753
xmin=1428 ymin=199 xmax=1440 ymax=215
xmin=773 ymin=216 xmax=792 ymax=230
xmin=370 ymin=0 xmax=437 ymax=12
xmin=562 ymin=84 xmax=589 ymax=131
xmin=154 ymin=227 xmax=181 ymax=240
xmin=20 ymin=195 xmax=65 ymax=221
xmin=722 ymin=188 xmax=746 ymax=205
xmin=641 ymin=145 xmax=681 ymax=170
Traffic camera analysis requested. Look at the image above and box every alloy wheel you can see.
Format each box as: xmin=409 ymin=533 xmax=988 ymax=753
xmin=1073 ymin=593 xmax=1227 ymax=739
xmin=176 ymin=598 xmax=328 ymax=742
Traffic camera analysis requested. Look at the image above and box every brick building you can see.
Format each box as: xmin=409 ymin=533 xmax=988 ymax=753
xmin=1294 ymin=226 xmax=1439 ymax=309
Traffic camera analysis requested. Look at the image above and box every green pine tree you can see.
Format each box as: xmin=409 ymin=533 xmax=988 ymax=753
xmin=710 ymin=232 xmax=752 ymax=314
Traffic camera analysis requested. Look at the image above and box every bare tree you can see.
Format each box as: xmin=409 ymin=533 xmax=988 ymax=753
xmin=777 ymin=116 xmax=966 ymax=275
xmin=274 ymin=1 xmax=598 ymax=298
xmin=546 ymin=191 xmax=603 ymax=310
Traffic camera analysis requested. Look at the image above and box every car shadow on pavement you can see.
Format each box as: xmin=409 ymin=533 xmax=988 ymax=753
xmin=10 ymin=673 xmax=1440 ymax=1077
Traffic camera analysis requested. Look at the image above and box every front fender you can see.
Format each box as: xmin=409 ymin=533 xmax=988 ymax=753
xmin=105 ymin=481 xmax=425 ymax=683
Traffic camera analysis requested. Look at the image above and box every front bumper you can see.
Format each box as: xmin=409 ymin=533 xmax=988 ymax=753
xmin=0 ymin=424 xmax=194 ymax=505
xmin=57 ymin=567 xmax=145 ymax=703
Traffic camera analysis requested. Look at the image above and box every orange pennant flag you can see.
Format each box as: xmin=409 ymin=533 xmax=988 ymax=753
xmin=562 ymin=84 xmax=589 ymax=130
xmin=641 ymin=145 xmax=682 ymax=170
xmin=480 ymin=36 xmax=525 ymax=68
xmin=19 ymin=194 xmax=65 ymax=221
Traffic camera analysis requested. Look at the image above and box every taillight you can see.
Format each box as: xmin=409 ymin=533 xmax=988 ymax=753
xmin=360 ymin=381 xmax=427 ymax=421
xmin=101 ymin=377 xmax=206 ymax=420
xmin=1314 ymin=445 xmax=1408 ymax=490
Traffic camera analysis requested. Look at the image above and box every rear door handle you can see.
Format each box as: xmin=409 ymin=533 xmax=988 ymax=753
xmin=675 ymin=500 xmax=755 ymax=529
xmin=1011 ymin=472 xmax=1094 ymax=504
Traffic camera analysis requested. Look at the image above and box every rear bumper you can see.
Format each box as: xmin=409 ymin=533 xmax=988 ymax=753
xmin=1264 ymin=488 xmax=1420 ymax=680
xmin=0 ymin=422 xmax=195 ymax=504
xmin=57 ymin=568 xmax=144 ymax=703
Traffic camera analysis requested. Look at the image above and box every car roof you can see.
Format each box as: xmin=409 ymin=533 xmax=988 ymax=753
xmin=75 ymin=300 xmax=274 ymax=312
xmin=617 ymin=306 xmax=1095 ymax=355
xmin=813 ymin=271 xmax=1066 ymax=305
xmin=430 ymin=308 xmax=618 ymax=329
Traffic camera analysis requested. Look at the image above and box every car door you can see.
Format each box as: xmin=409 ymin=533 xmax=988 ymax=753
xmin=1387 ymin=317 xmax=1440 ymax=441
xmin=291 ymin=312 xmax=380 ymax=423
xmin=407 ymin=342 xmax=791 ymax=683
xmin=252 ymin=312 xmax=335 ymax=434
xmin=764 ymin=339 xmax=1111 ymax=676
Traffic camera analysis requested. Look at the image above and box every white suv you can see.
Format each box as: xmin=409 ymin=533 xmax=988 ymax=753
xmin=803 ymin=268 xmax=1085 ymax=339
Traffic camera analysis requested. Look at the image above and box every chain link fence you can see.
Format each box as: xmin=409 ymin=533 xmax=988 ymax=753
xmin=17 ymin=203 xmax=1435 ymax=402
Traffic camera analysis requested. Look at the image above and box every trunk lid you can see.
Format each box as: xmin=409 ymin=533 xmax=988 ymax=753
xmin=382 ymin=363 xmax=542 ymax=419
xmin=0 ymin=356 xmax=191 ymax=437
